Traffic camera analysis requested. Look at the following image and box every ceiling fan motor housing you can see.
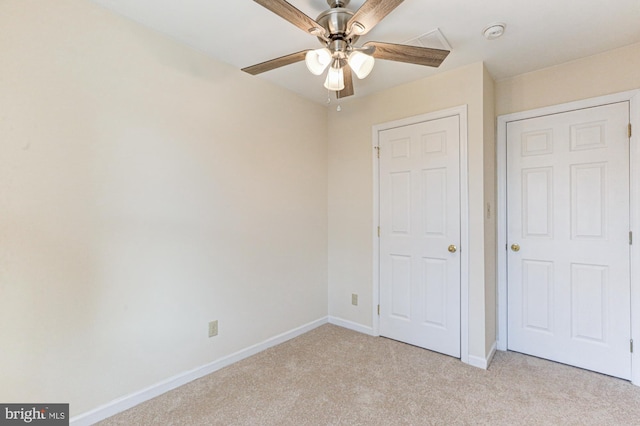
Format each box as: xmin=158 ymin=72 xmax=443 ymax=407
xmin=316 ymin=6 xmax=358 ymax=45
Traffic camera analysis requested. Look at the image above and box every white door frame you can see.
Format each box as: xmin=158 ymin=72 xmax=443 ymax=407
xmin=497 ymin=90 xmax=640 ymax=384
xmin=372 ymin=105 xmax=470 ymax=365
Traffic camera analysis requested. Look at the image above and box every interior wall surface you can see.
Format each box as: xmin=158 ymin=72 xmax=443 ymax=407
xmin=496 ymin=42 xmax=640 ymax=116
xmin=483 ymin=65 xmax=497 ymax=355
xmin=0 ymin=0 xmax=329 ymax=416
xmin=327 ymin=62 xmax=495 ymax=361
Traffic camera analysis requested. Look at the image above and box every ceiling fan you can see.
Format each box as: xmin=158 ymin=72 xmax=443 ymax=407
xmin=242 ymin=0 xmax=451 ymax=98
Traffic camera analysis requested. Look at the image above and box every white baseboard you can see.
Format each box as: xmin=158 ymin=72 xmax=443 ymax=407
xmin=486 ymin=341 xmax=497 ymax=367
xmin=70 ymin=317 xmax=329 ymax=426
xmin=328 ymin=316 xmax=376 ymax=336
xmin=467 ymin=341 xmax=497 ymax=370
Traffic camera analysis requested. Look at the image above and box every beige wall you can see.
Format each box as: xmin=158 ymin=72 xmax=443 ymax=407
xmin=0 ymin=0 xmax=328 ymax=416
xmin=483 ymin=66 xmax=497 ymax=354
xmin=496 ymin=42 xmax=640 ymax=116
xmin=327 ymin=62 xmax=496 ymax=360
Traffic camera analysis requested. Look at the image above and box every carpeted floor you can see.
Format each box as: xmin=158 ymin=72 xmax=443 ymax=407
xmin=98 ymin=324 xmax=640 ymax=425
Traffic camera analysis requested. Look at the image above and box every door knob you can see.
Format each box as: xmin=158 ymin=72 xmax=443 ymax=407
xmin=448 ymin=245 xmax=457 ymax=253
xmin=511 ymin=243 xmax=520 ymax=252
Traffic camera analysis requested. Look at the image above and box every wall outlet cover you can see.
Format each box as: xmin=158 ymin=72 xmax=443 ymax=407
xmin=208 ymin=320 xmax=218 ymax=337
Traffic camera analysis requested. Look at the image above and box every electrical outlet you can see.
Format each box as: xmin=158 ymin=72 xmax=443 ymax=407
xmin=208 ymin=320 xmax=218 ymax=337
xmin=352 ymin=293 xmax=358 ymax=306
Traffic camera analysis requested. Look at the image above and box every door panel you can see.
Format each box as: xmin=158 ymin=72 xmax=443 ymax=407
xmin=522 ymin=167 xmax=553 ymax=238
xmin=390 ymin=255 xmax=411 ymax=319
xmin=421 ymin=257 xmax=447 ymax=327
xmin=507 ymin=102 xmax=631 ymax=379
xmin=379 ymin=115 xmax=461 ymax=357
xmin=522 ymin=259 xmax=554 ymax=333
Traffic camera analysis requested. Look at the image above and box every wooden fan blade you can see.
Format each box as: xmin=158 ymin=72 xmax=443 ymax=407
xmin=364 ymin=41 xmax=450 ymax=67
xmin=254 ymin=0 xmax=324 ymax=35
xmin=242 ymin=50 xmax=309 ymax=75
xmin=337 ymin=65 xmax=354 ymax=99
xmin=347 ymin=0 xmax=404 ymax=35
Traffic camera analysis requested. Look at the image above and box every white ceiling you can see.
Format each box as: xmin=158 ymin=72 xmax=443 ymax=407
xmin=90 ymin=0 xmax=640 ymax=104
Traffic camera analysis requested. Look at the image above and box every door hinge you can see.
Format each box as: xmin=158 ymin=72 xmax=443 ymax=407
xmin=631 ymin=339 xmax=634 ymax=353
xmin=375 ymin=146 xmax=380 ymax=158
xmin=629 ymin=123 xmax=632 ymax=138
xmin=378 ymin=226 xmax=381 ymax=237
xmin=631 ymin=231 xmax=634 ymax=245
xmin=377 ymin=304 xmax=380 ymax=315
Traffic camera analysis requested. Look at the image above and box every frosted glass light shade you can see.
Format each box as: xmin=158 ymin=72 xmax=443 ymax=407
xmin=324 ymin=66 xmax=344 ymax=91
xmin=348 ymin=50 xmax=375 ymax=79
xmin=305 ymin=48 xmax=332 ymax=75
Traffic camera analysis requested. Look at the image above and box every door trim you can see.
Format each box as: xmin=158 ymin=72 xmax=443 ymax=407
xmin=372 ymin=105 xmax=470 ymax=365
xmin=497 ymin=90 xmax=640 ymax=384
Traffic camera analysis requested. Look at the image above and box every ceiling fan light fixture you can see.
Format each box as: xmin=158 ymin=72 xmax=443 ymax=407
xmin=305 ymin=48 xmax=332 ymax=75
xmin=244 ymin=0 xmax=451 ymax=99
xmin=324 ymin=63 xmax=345 ymax=91
xmin=348 ymin=50 xmax=375 ymax=79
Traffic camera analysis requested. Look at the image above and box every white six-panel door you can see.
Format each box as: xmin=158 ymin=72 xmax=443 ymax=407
xmin=507 ymin=102 xmax=631 ymax=379
xmin=379 ymin=115 xmax=461 ymax=357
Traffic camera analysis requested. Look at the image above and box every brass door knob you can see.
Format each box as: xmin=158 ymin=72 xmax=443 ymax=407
xmin=511 ymin=243 xmax=520 ymax=252
xmin=448 ymin=245 xmax=457 ymax=253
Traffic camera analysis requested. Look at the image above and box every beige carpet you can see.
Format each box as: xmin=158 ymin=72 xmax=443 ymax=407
xmin=98 ymin=324 xmax=640 ymax=425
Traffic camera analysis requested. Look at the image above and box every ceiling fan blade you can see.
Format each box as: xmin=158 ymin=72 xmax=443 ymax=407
xmin=253 ymin=0 xmax=325 ymax=36
xmin=242 ymin=50 xmax=309 ymax=75
xmin=337 ymin=65 xmax=354 ymax=99
xmin=364 ymin=41 xmax=450 ymax=67
xmin=347 ymin=0 xmax=404 ymax=35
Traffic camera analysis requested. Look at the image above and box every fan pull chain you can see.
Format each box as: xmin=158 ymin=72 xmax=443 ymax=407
xmin=326 ymin=89 xmax=341 ymax=111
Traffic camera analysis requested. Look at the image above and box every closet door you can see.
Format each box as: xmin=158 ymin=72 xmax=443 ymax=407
xmin=379 ymin=115 xmax=461 ymax=358
xmin=507 ymin=102 xmax=631 ymax=379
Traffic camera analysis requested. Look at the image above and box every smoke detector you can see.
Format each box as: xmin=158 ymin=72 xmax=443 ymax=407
xmin=483 ymin=23 xmax=506 ymax=40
